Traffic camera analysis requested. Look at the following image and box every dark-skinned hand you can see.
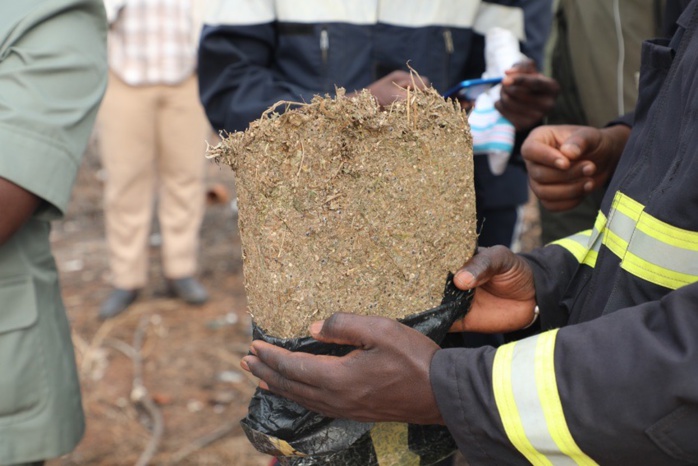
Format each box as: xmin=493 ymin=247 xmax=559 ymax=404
xmin=358 ymin=70 xmax=431 ymax=108
xmin=240 ymin=312 xmax=444 ymax=425
xmin=495 ymin=60 xmax=559 ymax=131
xmin=0 ymin=176 xmax=40 ymax=246
xmin=449 ymin=245 xmax=537 ymax=333
xmin=521 ymin=124 xmax=630 ymax=211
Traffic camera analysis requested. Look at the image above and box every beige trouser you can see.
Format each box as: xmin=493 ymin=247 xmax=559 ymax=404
xmin=98 ymin=72 xmax=208 ymax=289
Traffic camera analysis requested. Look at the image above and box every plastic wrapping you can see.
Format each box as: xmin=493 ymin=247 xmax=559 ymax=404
xmin=241 ymin=274 xmax=473 ymax=465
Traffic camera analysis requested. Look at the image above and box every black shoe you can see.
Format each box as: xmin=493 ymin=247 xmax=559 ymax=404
xmin=167 ymin=277 xmax=208 ymax=305
xmin=99 ymin=288 xmax=139 ymax=319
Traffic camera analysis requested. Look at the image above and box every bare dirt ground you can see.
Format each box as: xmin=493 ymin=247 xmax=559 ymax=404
xmin=48 ymin=138 xmax=270 ymax=466
xmin=46 ymin=138 xmax=540 ymax=466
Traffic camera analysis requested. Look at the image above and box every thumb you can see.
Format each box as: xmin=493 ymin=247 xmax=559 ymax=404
xmin=310 ymin=313 xmax=384 ymax=348
xmin=560 ymin=128 xmax=601 ymax=161
xmin=453 ymin=246 xmax=517 ymax=290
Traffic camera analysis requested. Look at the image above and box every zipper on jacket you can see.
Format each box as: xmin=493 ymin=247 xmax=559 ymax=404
xmin=443 ymin=28 xmax=454 ymax=54
xmin=320 ymin=27 xmax=330 ymax=91
xmin=320 ymin=27 xmax=329 ymax=65
xmin=443 ymin=28 xmax=454 ymax=87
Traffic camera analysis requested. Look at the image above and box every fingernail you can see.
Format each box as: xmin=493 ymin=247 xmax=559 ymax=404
xmin=309 ymin=320 xmax=325 ymax=337
xmin=554 ymin=158 xmax=567 ymax=169
xmin=249 ymin=344 xmax=258 ymax=356
xmin=455 ymin=270 xmax=476 ymax=288
xmin=240 ymin=358 xmax=250 ymax=372
xmin=582 ymin=164 xmax=595 ymax=176
xmin=259 ymin=381 xmax=270 ymax=391
xmin=561 ymin=143 xmax=581 ymax=157
xmin=584 ymin=181 xmax=594 ymax=192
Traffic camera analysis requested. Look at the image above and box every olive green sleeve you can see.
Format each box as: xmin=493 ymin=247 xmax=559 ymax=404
xmin=0 ymin=0 xmax=107 ymax=220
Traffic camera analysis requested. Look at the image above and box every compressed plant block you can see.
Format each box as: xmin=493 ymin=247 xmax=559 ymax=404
xmin=209 ymin=87 xmax=477 ymax=339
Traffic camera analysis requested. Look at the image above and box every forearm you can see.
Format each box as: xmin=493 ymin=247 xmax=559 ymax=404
xmin=0 ymin=177 xmax=40 ymax=246
xmin=432 ymin=283 xmax=698 ymax=464
xmin=597 ymin=123 xmax=632 ymax=185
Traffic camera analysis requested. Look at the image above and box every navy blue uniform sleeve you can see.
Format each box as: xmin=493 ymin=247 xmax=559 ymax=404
xmin=520 ymin=0 xmax=553 ymax=69
xmin=521 ymin=244 xmax=580 ymax=329
xmin=198 ymin=22 xmax=324 ymax=132
xmin=432 ymin=281 xmax=698 ymax=465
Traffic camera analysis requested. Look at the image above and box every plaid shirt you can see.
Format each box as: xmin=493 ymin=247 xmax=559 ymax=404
xmin=108 ymin=0 xmax=197 ymax=85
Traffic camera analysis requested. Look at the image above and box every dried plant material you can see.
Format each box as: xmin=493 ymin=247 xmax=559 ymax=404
xmin=209 ymin=87 xmax=476 ymax=339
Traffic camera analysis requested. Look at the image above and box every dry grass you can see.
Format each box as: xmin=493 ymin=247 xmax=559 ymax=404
xmin=209 ymin=88 xmax=477 ymax=339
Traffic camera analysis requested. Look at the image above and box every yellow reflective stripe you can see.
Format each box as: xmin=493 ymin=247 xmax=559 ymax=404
xmin=581 ymin=249 xmax=598 ymax=268
xmin=551 ymin=235 xmax=589 ymax=263
xmin=370 ymin=422 xmax=420 ymax=466
xmin=637 ymin=210 xmax=698 ymax=251
xmin=602 ymin=227 xmax=627 ymax=259
xmin=493 ymin=333 xmax=597 ymax=465
xmin=545 ymin=191 xmax=698 ymax=289
xmin=535 ymin=332 xmax=597 ymax=465
xmin=493 ymin=343 xmax=551 ymax=465
xmin=614 ymin=192 xmax=643 ymax=221
xmin=578 ymin=212 xmax=607 ymax=268
xmin=599 ymin=192 xmax=698 ymax=289
xmin=621 ymin=251 xmax=697 ymax=289
xmin=551 ymin=227 xmax=602 ymax=268
xmin=592 ymin=209 xmax=607 ymax=236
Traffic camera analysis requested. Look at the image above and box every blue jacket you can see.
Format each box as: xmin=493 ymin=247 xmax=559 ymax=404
xmin=198 ymin=0 xmax=551 ymax=226
xmin=433 ymin=2 xmax=698 ymax=464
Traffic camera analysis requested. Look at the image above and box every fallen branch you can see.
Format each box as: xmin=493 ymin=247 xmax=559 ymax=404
xmin=105 ymin=316 xmax=164 ymax=466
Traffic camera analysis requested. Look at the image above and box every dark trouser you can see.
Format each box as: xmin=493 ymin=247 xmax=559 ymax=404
xmin=476 ymin=205 xmax=520 ymax=248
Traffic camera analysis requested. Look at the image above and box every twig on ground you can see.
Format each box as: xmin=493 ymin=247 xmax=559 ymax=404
xmin=76 ymin=318 xmax=116 ymax=377
xmin=169 ymin=422 xmax=241 ymax=465
xmin=104 ymin=317 xmax=164 ymax=466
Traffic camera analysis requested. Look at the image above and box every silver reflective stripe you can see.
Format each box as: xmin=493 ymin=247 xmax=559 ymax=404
xmin=552 ymin=191 xmax=698 ymax=288
xmin=604 ymin=192 xmax=698 ymax=289
xmin=509 ymin=338 xmax=579 ymax=466
xmin=603 ymin=203 xmax=636 ymax=258
xmin=492 ymin=331 xmax=598 ymax=465
xmin=550 ymin=231 xmax=592 ymax=263
xmin=628 ymin=227 xmax=698 ymax=277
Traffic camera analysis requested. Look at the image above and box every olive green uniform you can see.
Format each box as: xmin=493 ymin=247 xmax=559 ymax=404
xmin=0 ymin=1 xmax=106 ymax=463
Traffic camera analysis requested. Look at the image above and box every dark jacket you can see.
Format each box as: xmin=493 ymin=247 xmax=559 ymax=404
xmin=198 ymin=0 xmax=551 ymax=228
xmin=432 ymin=2 xmax=698 ymax=464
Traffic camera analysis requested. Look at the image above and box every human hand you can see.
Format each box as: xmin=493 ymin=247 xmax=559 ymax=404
xmin=240 ymin=313 xmax=444 ymax=425
xmin=522 ymin=124 xmax=630 ymax=211
xmin=495 ymin=60 xmax=559 ymax=131
xmin=0 ymin=177 xmax=41 ymax=246
xmin=449 ymin=246 xmax=536 ymax=333
xmin=362 ymin=70 xmax=431 ymax=108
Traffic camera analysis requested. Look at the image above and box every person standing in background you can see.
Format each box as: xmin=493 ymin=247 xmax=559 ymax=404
xmin=98 ymin=0 xmax=211 ymax=319
xmin=198 ymin=0 xmax=558 ymax=251
xmin=537 ymin=0 xmax=665 ymax=244
xmin=0 ymin=1 xmax=107 ymax=464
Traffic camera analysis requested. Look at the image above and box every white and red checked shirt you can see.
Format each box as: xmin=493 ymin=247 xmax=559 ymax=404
xmin=106 ymin=0 xmax=198 ymax=85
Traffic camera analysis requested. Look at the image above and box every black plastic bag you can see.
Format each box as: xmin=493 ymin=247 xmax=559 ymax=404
xmin=240 ymin=274 xmax=473 ymax=465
